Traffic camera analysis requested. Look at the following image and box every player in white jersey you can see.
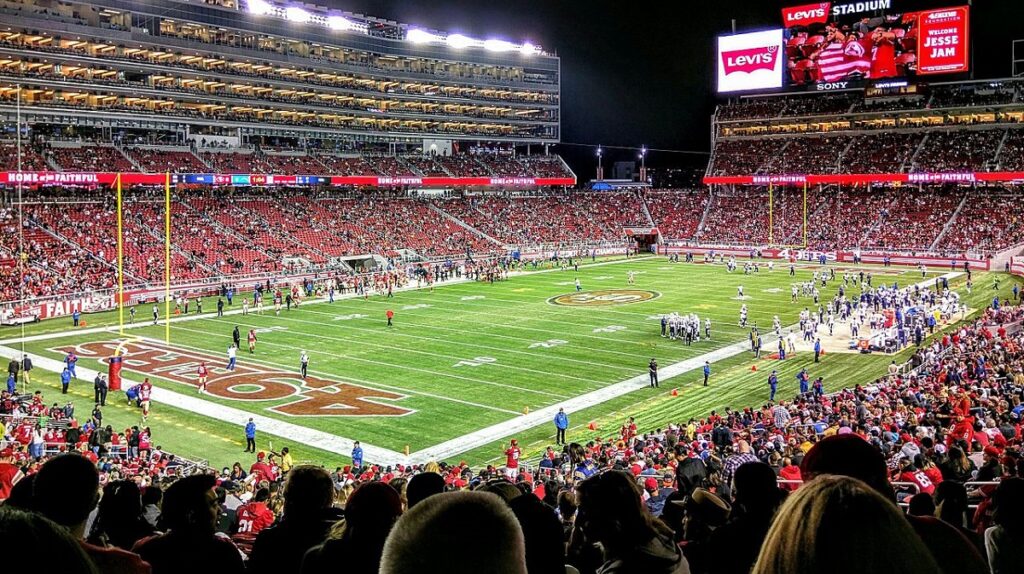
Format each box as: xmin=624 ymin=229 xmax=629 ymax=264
xmin=627 ymin=271 xmax=635 ymax=285
xmin=739 ymin=304 xmax=748 ymax=327
xmin=242 ymin=299 xmax=250 ymax=316
xmin=772 ymin=315 xmax=782 ymax=336
xmin=791 ymin=285 xmax=799 ymax=303
xmin=737 ymin=285 xmax=744 ymax=298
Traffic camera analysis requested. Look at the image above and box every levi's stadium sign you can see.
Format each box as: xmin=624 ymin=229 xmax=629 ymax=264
xmin=783 ymin=1 xmax=895 ymax=26
xmin=782 ymin=3 xmax=830 ymax=27
xmin=0 ymin=172 xmax=576 ymax=187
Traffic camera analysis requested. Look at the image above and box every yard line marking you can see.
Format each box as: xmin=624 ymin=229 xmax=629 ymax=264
xmin=167 ymin=323 xmax=569 ymax=399
xmin=405 ymin=272 xmax=962 ymax=462
xmin=278 ymin=307 xmax=639 ymax=372
xmin=193 ymin=318 xmax=586 ymax=393
xmin=296 ymin=306 xmax=661 ymax=361
xmin=0 ymin=343 xmax=408 ymax=463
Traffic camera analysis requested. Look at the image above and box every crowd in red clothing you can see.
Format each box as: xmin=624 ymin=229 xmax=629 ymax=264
xmin=5 ymin=182 xmax=1024 ymax=305
xmin=3 ymin=299 xmax=1024 ymax=573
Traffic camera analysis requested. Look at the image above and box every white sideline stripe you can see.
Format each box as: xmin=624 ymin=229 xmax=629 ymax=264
xmin=0 ymin=344 xmax=408 ymax=463
xmin=406 ymin=271 xmax=962 ymax=463
xmin=0 ymin=264 xmax=958 ymax=466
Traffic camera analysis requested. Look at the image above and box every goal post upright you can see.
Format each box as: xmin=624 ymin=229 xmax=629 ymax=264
xmin=768 ymin=182 xmax=810 ymax=250
xmin=116 ymin=173 xmax=124 ymax=337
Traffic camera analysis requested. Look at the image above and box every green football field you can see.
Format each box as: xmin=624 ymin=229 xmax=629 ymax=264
xmin=2 ymin=256 xmax=1018 ymax=472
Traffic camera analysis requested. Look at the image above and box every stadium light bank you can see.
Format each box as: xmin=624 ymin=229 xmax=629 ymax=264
xmin=245 ymin=0 xmax=541 ymax=55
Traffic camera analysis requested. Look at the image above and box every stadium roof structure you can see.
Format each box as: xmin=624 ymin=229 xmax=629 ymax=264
xmin=242 ymin=0 xmax=546 ymax=56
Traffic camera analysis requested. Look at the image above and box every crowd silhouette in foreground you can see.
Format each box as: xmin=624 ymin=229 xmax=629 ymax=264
xmin=2 ymin=303 xmax=1024 ymax=573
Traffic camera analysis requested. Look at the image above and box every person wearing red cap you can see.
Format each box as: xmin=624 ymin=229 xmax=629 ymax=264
xmin=504 ymin=439 xmax=521 ymax=480
xmin=0 ymin=447 xmax=23 ymax=501
xmin=979 ymin=446 xmax=1005 ymax=480
xmin=250 ymin=452 xmax=276 ymax=483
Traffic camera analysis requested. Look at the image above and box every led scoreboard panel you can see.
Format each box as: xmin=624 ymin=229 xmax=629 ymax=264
xmin=779 ymin=2 xmax=969 ymax=88
xmin=716 ymin=29 xmax=786 ymax=93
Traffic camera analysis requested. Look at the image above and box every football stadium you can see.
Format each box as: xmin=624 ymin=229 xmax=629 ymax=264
xmin=1 ymin=0 xmax=1023 ymax=572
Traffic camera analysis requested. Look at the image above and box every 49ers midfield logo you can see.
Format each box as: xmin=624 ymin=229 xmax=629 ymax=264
xmin=549 ymin=289 xmax=661 ymax=307
xmin=53 ymin=341 xmax=412 ymax=417
xmin=721 ymin=45 xmax=780 ymax=75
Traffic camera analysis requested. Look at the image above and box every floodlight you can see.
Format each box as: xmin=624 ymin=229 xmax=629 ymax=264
xmin=447 ymin=34 xmax=476 ymax=49
xmin=326 ymin=15 xmax=352 ymax=31
xmin=407 ymin=29 xmax=438 ymax=43
xmin=284 ymin=6 xmax=311 ymax=23
xmin=247 ymin=0 xmax=273 ymax=15
xmin=484 ymin=39 xmax=515 ymax=52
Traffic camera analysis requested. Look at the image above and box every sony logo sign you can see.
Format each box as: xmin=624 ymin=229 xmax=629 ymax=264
xmin=816 ymin=81 xmax=850 ymax=91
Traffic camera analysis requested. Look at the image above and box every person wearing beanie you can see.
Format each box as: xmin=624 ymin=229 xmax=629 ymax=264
xmin=302 ymin=482 xmax=402 ymax=574
xmin=406 ymin=472 xmax=446 ymax=509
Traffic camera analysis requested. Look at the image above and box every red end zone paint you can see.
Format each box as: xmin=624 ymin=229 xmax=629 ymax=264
xmin=53 ymin=340 xmax=412 ymax=417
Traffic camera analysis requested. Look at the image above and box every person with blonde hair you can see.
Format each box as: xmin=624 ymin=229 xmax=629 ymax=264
xmin=752 ymin=475 xmax=938 ymax=574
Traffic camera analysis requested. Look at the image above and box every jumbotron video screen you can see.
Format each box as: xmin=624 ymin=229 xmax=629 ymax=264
xmin=781 ymin=1 xmax=969 ymax=87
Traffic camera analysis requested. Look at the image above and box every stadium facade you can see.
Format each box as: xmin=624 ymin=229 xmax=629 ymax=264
xmin=0 ymin=0 xmax=562 ymax=158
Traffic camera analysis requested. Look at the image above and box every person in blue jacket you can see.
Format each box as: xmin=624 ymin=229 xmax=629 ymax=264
xmin=60 ymin=366 xmax=72 ymax=394
xmin=554 ymin=408 xmax=569 ymax=445
xmin=72 ymin=309 xmax=81 ymax=327
xmin=703 ymin=361 xmax=711 ymax=387
xmin=244 ymin=418 xmax=257 ymax=453
xmin=352 ymin=441 xmax=364 ymax=469
xmin=798 ymin=368 xmax=809 ymax=394
xmin=768 ymin=370 xmax=778 ymax=402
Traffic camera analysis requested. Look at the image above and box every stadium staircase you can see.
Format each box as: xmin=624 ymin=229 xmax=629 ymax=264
xmin=228 ymin=200 xmax=332 ymax=264
xmin=904 ymin=134 xmax=930 ymax=171
xmin=695 ymin=188 xmax=715 ymax=234
xmin=191 ymin=149 xmax=213 ymax=170
xmin=174 ymin=199 xmax=287 ymax=272
xmin=638 ymin=194 xmax=656 ymax=227
xmin=554 ymin=155 xmax=576 ymax=181
xmin=992 ymin=129 xmax=1011 ymax=169
xmin=857 ymin=196 xmax=896 ymax=245
xmin=429 ymin=203 xmax=505 ymax=248
xmin=43 ymin=153 xmax=61 ymax=172
xmin=928 ymin=191 xmax=971 ymax=252
xmin=26 ymin=218 xmax=140 ymax=281
xmin=113 ymin=144 xmax=143 ymax=173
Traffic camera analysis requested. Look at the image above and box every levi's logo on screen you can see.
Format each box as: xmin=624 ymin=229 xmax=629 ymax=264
xmin=782 ymin=3 xmax=830 ymax=27
xmin=721 ymin=45 xmax=780 ymax=75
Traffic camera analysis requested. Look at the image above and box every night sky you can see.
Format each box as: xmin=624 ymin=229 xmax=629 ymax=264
xmin=334 ymin=1 xmax=1018 ymax=178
